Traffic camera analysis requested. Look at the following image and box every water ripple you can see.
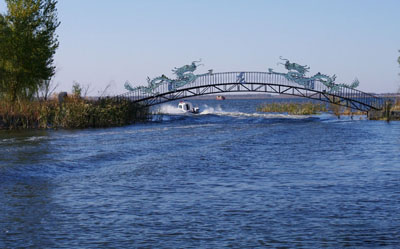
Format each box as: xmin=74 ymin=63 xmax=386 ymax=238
xmin=1 ymin=99 xmax=400 ymax=248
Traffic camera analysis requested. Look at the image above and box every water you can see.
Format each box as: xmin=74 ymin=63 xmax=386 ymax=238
xmin=1 ymin=99 xmax=400 ymax=248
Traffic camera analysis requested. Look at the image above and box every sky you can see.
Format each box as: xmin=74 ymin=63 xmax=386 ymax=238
xmin=1 ymin=0 xmax=400 ymax=95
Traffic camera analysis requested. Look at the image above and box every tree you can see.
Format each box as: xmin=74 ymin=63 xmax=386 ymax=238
xmin=37 ymin=79 xmax=59 ymax=100
xmin=0 ymin=0 xmax=60 ymax=102
xmin=72 ymin=81 xmax=91 ymax=98
xmin=72 ymin=81 xmax=82 ymax=98
xmin=0 ymin=13 xmax=13 ymax=99
xmin=398 ymin=50 xmax=400 ymax=67
xmin=397 ymin=50 xmax=400 ymax=92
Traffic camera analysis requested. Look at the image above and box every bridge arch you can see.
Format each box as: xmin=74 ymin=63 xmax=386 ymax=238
xmin=116 ymin=72 xmax=383 ymax=112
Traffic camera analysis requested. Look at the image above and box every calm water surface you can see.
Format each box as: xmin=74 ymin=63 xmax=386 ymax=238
xmin=1 ymin=99 xmax=400 ymax=248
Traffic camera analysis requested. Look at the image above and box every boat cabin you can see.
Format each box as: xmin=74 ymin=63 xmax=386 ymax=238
xmin=178 ymin=101 xmax=200 ymax=114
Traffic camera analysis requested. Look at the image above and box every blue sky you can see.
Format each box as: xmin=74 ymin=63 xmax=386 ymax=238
xmin=1 ymin=0 xmax=399 ymax=94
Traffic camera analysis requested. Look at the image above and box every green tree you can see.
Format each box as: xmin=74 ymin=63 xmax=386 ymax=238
xmin=0 ymin=0 xmax=60 ymax=102
xmin=398 ymin=50 xmax=400 ymax=66
xmin=397 ymin=50 xmax=400 ymax=91
xmin=72 ymin=81 xmax=82 ymax=98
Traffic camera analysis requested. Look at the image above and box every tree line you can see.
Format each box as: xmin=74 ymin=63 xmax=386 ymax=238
xmin=0 ymin=0 xmax=59 ymax=102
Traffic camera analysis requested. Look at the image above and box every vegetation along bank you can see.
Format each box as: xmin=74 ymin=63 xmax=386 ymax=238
xmin=0 ymin=94 xmax=149 ymax=130
xmin=0 ymin=1 xmax=149 ymax=130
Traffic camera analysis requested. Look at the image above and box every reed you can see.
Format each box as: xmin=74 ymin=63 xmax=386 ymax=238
xmin=257 ymin=102 xmax=327 ymax=115
xmin=328 ymin=97 xmax=342 ymax=118
xmin=393 ymin=97 xmax=400 ymax=111
xmin=0 ymin=97 xmax=149 ymax=130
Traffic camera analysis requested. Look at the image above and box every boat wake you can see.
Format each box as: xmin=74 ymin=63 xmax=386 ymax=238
xmin=154 ymin=104 xmax=184 ymax=115
xmin=154 ymin=103 xmax=314 ymax=120
xmin=200 ymin=104 xmax=313 ymax=119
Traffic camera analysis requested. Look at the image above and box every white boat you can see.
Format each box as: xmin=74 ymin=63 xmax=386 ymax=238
xmin=178 ymin=101 xmax=200 ymax=114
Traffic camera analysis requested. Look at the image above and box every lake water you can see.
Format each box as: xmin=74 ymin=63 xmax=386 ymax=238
xmin=1 ymin=99 xmax=400 ymax=248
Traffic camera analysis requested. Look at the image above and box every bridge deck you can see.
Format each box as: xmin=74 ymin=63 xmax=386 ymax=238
xmin=112 ymin=72 xmax=384 ymax=112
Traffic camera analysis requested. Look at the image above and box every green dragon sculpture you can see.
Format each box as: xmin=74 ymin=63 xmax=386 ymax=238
xmin=125 ymin=60 xmax=208 ymax=94
xmin=125 ymin=58 xmax=359 ymax=95
xmin=269 ymin=57 xmax=359 ymax=92
xmin=278 ymin=56 xmax=310 ymax=75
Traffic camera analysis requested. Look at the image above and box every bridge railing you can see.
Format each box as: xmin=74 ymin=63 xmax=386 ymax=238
xmin=112 ymin=72 xmax=384 ymax=110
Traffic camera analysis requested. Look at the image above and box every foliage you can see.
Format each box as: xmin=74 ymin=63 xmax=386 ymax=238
xmin=37 ymin=79 xmax=58 ymax=100
xmin=398 ymin=50 xmax=400 ymax=68
xmin=395 ymin=50 xmax=400 ymax=110
xmin=0 ymin=97 xmax=149 ymax=129
xmin=72 ymin=82 xmax=82 ymax=98
xmin=0 ymin=0 xmax=60 ymax=102
xmin=257 ymin=102 xmax=327 ymax=115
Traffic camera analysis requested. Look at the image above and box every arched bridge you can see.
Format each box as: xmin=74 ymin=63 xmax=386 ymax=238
xmin=115 ymin=72 xmax=384 ymax=112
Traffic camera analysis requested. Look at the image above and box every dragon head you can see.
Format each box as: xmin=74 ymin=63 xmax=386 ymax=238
xmin=172 ymin=59 xmax=204 ymax=76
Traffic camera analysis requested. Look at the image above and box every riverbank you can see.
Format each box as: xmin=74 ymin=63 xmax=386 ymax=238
xmin=0 ymin=97 xmax=149 ymax=130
